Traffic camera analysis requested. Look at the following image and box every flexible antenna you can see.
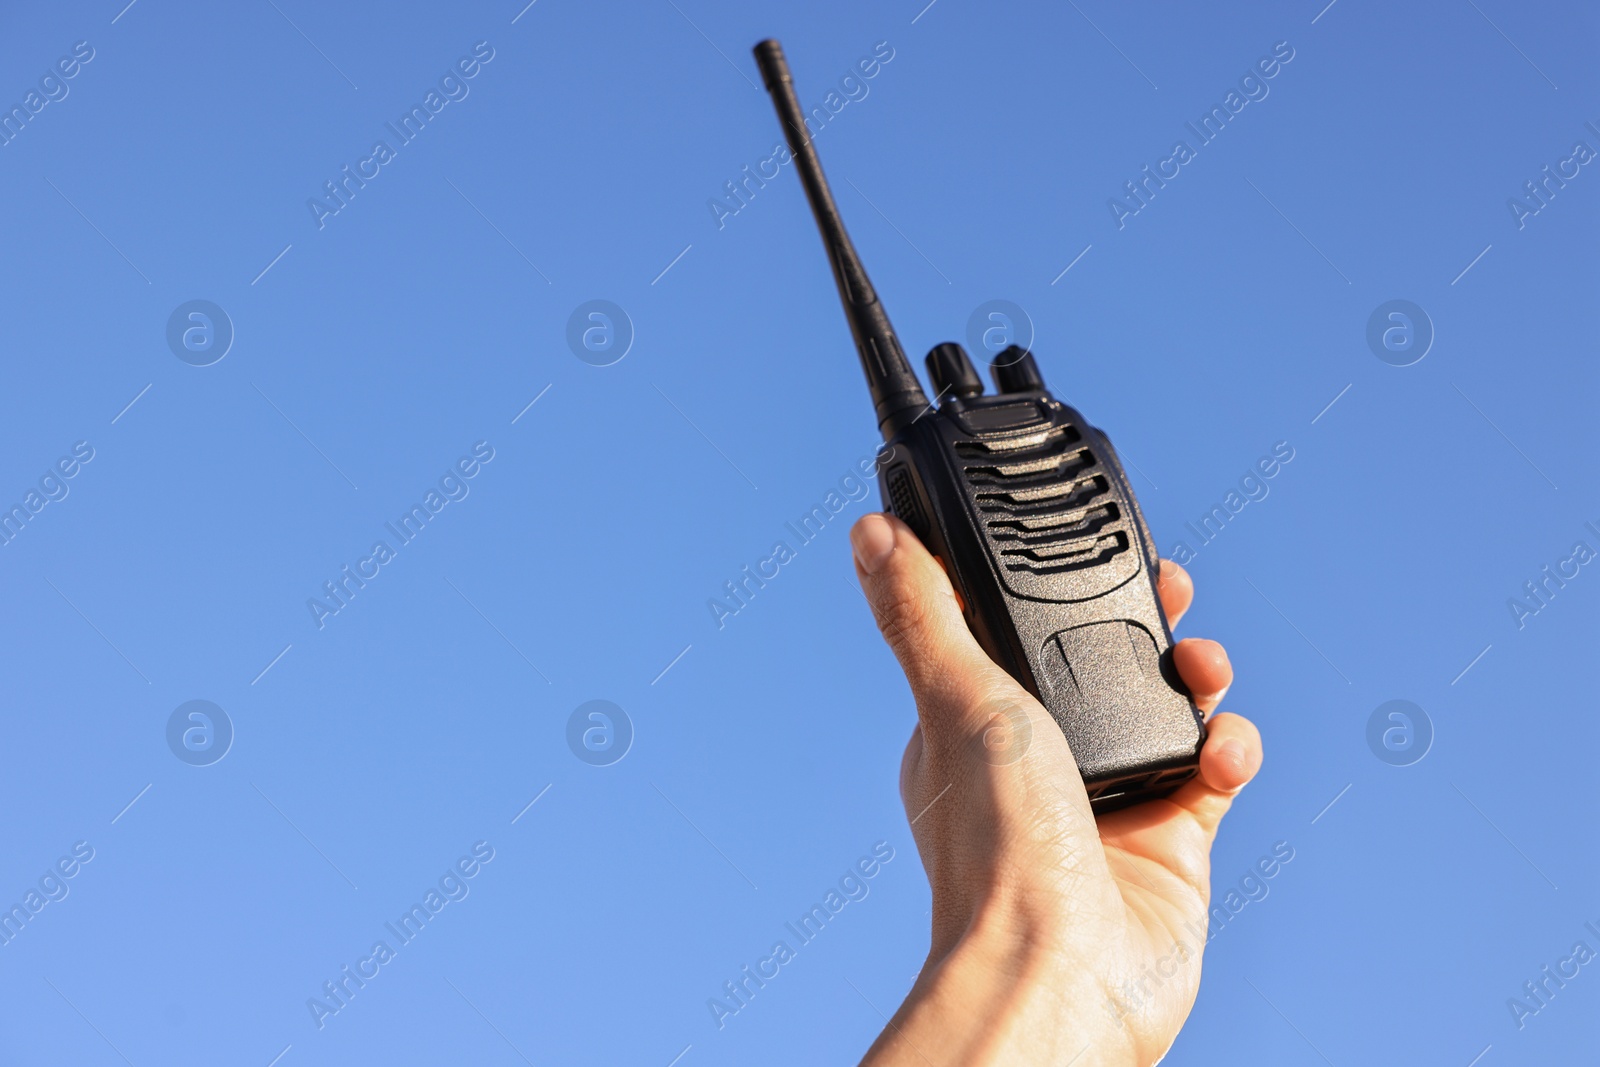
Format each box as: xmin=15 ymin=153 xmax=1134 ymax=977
xmin=753 ymin=39 xmax=929 ymax=438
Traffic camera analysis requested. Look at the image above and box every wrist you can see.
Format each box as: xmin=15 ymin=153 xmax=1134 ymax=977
xmin=861 ymin=903 xmax=1136 ymax=1067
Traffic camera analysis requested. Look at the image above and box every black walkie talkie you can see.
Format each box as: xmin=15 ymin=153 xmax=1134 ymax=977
xmin=754 ymin=40 xmax=1206 ymax=811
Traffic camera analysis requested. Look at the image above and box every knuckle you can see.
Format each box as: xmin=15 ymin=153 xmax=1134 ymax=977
xmin=872 ymin=584 xmax=931 ymax=653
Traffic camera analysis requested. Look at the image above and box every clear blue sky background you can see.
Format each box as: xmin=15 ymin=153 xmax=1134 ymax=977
xmin=0 ymin=1 xmax=1595 ymax=1064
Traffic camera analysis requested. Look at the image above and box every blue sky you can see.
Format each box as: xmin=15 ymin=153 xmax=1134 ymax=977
xmin=0 ymin=1 xmax=1594 ymax=1064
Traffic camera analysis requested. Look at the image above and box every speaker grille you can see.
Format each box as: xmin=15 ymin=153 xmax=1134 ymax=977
xmin=959 ymin=426 xmax=1130 ymax=577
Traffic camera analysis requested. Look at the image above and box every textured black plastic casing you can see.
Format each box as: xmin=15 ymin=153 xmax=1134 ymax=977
xmin=879 ymin=386 xmax=1206 ymax=811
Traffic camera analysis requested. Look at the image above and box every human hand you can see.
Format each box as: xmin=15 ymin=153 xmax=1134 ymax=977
xmin=849 ymin=513 xmax=1262 ymax=1067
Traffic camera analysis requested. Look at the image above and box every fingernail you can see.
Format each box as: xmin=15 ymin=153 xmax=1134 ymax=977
xmin=1217 ymin=738 xmax=1245 ymax=767
xmin=1159 ymin=559 xmax=1176 ymax=580
xmin=851 ymin=514 xmax=896 ymax=574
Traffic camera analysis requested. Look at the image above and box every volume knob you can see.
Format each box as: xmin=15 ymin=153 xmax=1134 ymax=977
xmin=991 ymin=346 xmax=1045 ymax=394
xmin=925 ymin=342 xmax=984 ymax=402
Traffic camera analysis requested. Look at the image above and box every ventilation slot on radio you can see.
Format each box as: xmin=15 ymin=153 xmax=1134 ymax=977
xmin=959 ymin=427 xmax=1131 ymax=577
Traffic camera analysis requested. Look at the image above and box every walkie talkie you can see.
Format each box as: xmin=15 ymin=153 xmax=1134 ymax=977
xmin=754 ymin=40 xmax=1206 ymax=811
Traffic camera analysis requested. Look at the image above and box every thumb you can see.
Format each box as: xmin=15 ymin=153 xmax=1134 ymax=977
xmin=850 ymin=513 xmax=1016 ymax=725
